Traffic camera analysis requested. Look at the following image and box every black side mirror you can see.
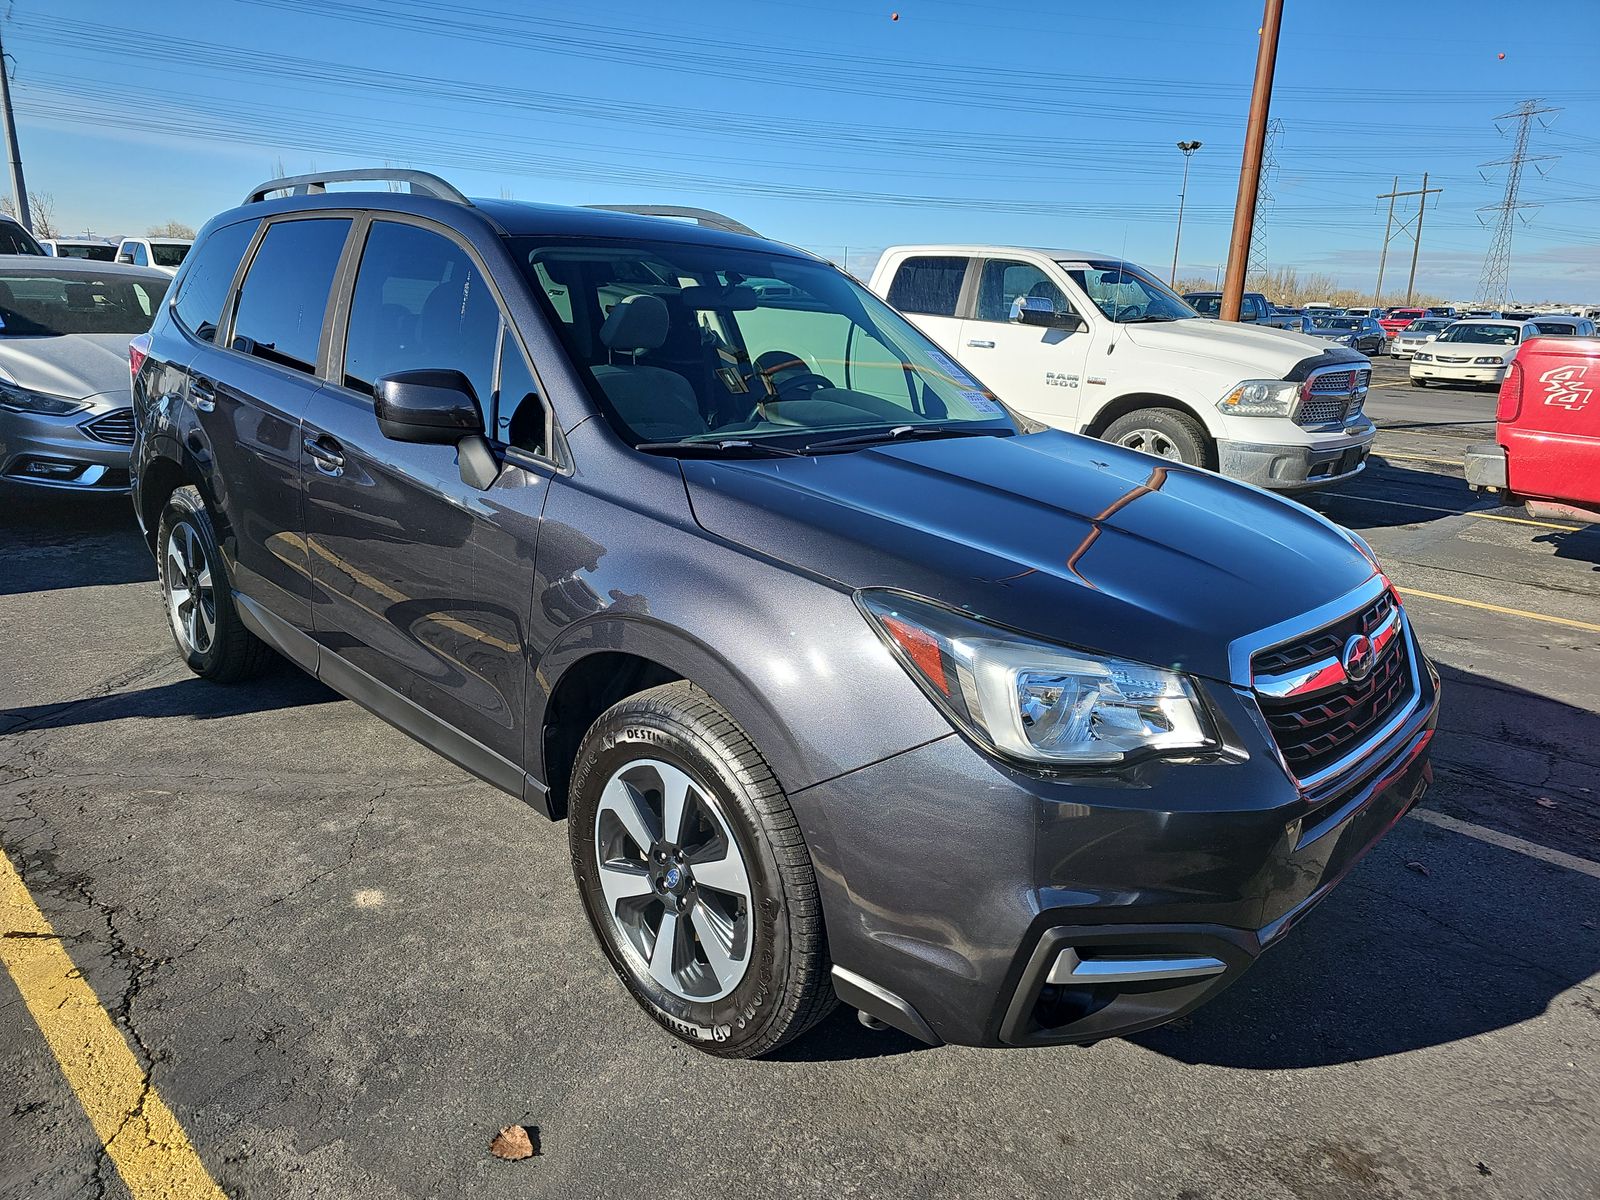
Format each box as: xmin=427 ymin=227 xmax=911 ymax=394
xmin=374 ymin=369 xmax=484 ymax=444
xmin=1010 ymin=295 xmax=1082 ymax=331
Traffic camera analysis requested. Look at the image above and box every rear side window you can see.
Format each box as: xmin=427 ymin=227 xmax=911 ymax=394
xmin=230 ymin=218 xmax=352 ymax=374
xmin=342 ymin=220 xmax=500 ymax=402
xmin=172 ymin=220 xmax=257 ymax=342
xmin=885 ymin=255 xmax=967 ymax=317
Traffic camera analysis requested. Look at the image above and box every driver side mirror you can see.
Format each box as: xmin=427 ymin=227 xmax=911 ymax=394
xmin=1010 ymin=295 xmax=1082 ymax=331
xmin=374 ymin=369 xmax=499 ymax=491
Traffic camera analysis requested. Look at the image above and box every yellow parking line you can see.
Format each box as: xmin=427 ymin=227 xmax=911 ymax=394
xmin=1333 ymin=492 xmax=1582 ymax=531
xmin=0 ymin=850 xmax=228 ymax=1199
xmin=1397 ymin=587 xmax=1600 ymax=634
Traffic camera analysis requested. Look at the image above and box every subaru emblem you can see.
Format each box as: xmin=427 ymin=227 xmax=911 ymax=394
xmin=664 ymin=866 xmax=682 ymax=889
xmin=1341 ymin=633 xmax=1376 ymax=684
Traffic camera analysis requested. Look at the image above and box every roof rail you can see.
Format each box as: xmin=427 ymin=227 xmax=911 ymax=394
xmin=243 ymin=169 xmax=472 ymax=207
xmin=583 ymin=205 xmax=760 ymax=238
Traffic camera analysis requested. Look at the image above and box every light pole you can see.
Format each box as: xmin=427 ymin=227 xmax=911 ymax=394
xmin=1170 ymin=140 xmax=1202 ymax=286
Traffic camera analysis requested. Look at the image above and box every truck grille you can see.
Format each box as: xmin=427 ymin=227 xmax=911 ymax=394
xmin=1295 ymin=367 xmax=1370 ymax=428
xmin=83 ymin=408 xmax=136 ymax=445
xmin=1252 ymin=590 xmax=1415 ymax=783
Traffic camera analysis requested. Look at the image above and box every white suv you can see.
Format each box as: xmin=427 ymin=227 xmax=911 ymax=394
xmin=869 ymin=246 xmax=1375 ymax=491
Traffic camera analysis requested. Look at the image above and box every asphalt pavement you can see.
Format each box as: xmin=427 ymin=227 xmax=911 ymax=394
xmin=3 ymin=360 xmax=1598 ymax=1200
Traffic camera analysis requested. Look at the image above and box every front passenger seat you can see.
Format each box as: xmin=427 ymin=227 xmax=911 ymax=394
xmin=590 ymin=294 xmax=708 ymax=441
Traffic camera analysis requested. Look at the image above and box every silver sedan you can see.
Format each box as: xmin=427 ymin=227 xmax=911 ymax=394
xmin=0 ymin=256 xmax=170 ymax=491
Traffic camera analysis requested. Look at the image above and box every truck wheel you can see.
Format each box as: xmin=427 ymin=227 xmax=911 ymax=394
xmin=156 ymin=485 xmax=275 ymax=683
xmin=1101 ymin=408 xmax=1210 ymax=468
xmin=569 ymin=682 xmax=836 ymax=1058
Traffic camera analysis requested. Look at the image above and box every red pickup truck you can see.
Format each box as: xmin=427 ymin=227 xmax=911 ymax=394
xmin=1465 ymin=335 xmax=1600 ymax=520
xmin=1379 ymin=307 xmax=1427 ymax=337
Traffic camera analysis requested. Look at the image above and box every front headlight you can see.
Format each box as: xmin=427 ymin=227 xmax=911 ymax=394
xmin=1412 ymin=352 xmax=1433 ymax=363
xmin=0 ymin=381 xmax=89 ymax=416
xmin=858 ymin=590 xmax=1218 ymax=767
xmin=1340 ymin=335 xmax=1357 ymax=346
xmin=1473 ymin=355 xmax=1505 ymax=365
xmin=1217 ymin=378 xmax=1298 ymax=418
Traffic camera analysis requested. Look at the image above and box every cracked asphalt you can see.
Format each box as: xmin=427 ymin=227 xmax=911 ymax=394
xmin=2 ymin=362 xmax=1598 ymax=1199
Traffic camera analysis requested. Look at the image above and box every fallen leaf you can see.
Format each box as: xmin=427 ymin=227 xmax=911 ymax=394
xmin=1536 ymin=797 xmax=1558 ymax=809
xmin=1476 ymin=1162 xmax=1492 ymax=1177
xmin=1405 ymin=861 xmax=1431 ymax=877
xmin=489 ymin=1126 xmax=537 ymax=1161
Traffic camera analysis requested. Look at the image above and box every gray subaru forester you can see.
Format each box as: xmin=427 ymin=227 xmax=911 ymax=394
xmin=130 ymin=170 xmax=1438 ymax=1057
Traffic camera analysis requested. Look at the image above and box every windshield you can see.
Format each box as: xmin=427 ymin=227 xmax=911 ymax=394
xmin=510 ymin=236 xmax=1014 ymax=448
xmin=54 ymin=243 xmax=117 ymax=262
xmin=0 ymin=270 xmax=169 ymax=335
xmin=1308 ymin=316 xmax=1361 ymax=330
xmin=1058 ymin=260 xmax=1194 ymax=323
xmin=1436 ymin=323 xmax=1519 ymax=345
xmin=151 ymin=242 xmax=191 ymax=268
xmin=1404 ymin=319 xmax=1452 ymax=334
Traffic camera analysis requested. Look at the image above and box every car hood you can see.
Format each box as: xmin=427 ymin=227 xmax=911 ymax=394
xmin=1117 ymin=318 xmax=1338 ymax=376
xmin=0 ymin=333 xmax=133 ymax=400
xmin=681 ymin=430 xmax=1374 ymax=683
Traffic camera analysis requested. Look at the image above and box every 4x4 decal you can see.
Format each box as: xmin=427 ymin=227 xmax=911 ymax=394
xmin=1540 ymin=363 xmax=1592 ymax=411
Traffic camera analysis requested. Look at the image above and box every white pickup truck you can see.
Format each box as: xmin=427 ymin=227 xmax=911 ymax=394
xmin=868 ymin=246 xmax=1375 ymax=491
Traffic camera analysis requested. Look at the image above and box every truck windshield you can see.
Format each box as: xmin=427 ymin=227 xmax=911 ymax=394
xmin=1057 ymin=260 xmax=1195 ymax=323
xmin=1436 ymin=323 xmax=1520 ymax=345
xmin=0 ymin=270 xmax=168 ymax=335
xmin=510 ymin=236 xmax=1016 ymax=450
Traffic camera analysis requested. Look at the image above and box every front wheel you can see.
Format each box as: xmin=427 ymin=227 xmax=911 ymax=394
xmin=1100 ymin=407 xmax=1210 ymax=468
xmin=1410 ymin=377 xmax=1428 ymax=388
xmin=568 ymin=682 xmax=836 ymax=1058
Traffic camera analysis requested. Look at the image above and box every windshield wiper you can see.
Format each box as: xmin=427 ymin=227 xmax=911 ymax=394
xmin=634 ymin=438 xmax=808 ymax=458
xmin=1122 ymin=315 xmax=1183 ymax=324
xmin=801 ymin=424 xmax=1010 ymax=453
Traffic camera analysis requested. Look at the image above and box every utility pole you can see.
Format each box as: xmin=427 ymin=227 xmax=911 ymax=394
xmin=1373 ymin=175 xmax=1442 ymax=306
xmin=1477 ymin=99 xmax=1559 ymax=308
xmin=0 ymin=25 xmax=29 ymax=233
xmin=1169 ymin=140 xmax=1202 ymax=286
xmin=1220 ymin=0 xmax=1283 ymax=322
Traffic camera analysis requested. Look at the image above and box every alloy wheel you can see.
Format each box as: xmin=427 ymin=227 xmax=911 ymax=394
xmin=593 ymin=758 xmax=753 ymax=1002
xmin=1117 ymin=428 xmax=1183 ymax=461
xmin=164 ymin=522 xmax=216 ymax=656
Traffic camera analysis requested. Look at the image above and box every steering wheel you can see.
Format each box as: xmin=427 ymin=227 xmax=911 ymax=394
xmin=1115 ymin=304 xmax=1145 ymax=322
xmin=756 ymin=355 xmax=834 ymax=402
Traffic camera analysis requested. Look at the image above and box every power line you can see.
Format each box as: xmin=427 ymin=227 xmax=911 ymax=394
xmin=1477 ymin=99 xmax=1561 ymax=307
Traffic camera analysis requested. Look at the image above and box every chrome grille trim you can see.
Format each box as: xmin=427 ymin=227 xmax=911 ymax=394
xmin=1294 ymin=364 xmax=1370 ymax=430
xmin=82 ymin=408 xmax=136 ymax=445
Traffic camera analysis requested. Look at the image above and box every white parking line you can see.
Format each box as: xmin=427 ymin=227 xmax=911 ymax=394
xmin=1410 ymin=809 xmax=1600 ymax=881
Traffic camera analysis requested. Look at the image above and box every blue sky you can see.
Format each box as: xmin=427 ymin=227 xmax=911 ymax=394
xmin=10 ymin=0 xmax=1600 ymax=301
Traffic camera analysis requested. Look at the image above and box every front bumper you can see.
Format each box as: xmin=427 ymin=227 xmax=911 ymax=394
xmin=1217 ymin=424 xmax=1374 ymax=491
xmin=1411 ymin=360 xmax=1508 ymax=385
xmin=0 ymin=401 xmax=133 ymax=491
xmin=801 ymin=629 xmax=1439 ymax=1047
xmin=1390 ymin=342 xmax=1428 ymax=359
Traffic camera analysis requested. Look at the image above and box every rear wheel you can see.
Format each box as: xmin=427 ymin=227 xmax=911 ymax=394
xmin=1101 ymin=407 xmax=1210 ymax=468
xmin=156 ymin=485 xmax=274 ymax=682
xmin=569 ymin=682 xmax=835 ymax=1058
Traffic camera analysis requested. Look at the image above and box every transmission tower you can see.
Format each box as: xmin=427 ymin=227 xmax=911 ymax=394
xmin=1476 ymin=99 xmax=1559 ymax=307
xmin=1247 ymin=118 xmax=1281 ymax=278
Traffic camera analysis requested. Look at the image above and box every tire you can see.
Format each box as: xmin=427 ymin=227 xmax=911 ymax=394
xmin=156 ymin=485 xmax=275 ymax=683
xmin=1410 ymin=377 xmax=1427 ymax=388
xmin=1100 ymin=407 xmax=1210 ymax=468
xmin=568 ymin=682 xmax=835 ymax=1058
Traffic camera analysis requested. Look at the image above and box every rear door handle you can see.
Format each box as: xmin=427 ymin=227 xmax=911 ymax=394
xmin=190 ymin=377 xmax=216 ymax=412
xmin=966 ymin=339 xmax=996 ymax=349
xmin=303 ymin=434 xmax=346 ymax=474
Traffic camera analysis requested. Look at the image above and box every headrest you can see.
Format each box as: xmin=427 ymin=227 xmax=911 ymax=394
xmin=599 ymin=293 xmax=670 ymax=354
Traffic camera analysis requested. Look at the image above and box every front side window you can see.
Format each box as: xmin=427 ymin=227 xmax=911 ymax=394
xmin=885 ymin=255 xmax=967 ymax=317
xmin=130 ymin=243 xmax=149 ymax=267
xmin=1435 ymin=323 xmax=1519 ymax=346
xmin=512 ymin=237 xmax=1011 ymax=449
xmin=0 ymin=270 xmax=169 ymax=336
xmin=974 ymin=259 xmax=1070 ymax=323
xmin=173 ymin=219 xmax=257 ymax=342
xmin=230 ymin=217 xmax=352 ymax=373
xmin=494 ymin=332 xmax=545 ymax=455
xmin=342 ymin=220 xmax=500 ymax=402
xmin=1058 ymin=260 xmax=1194 ymax=323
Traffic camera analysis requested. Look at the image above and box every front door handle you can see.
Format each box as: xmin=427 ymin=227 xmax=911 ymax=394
xmin=303 ymin=434 xmax=346 ymax=474
xmin=190 ymin=377 xmax=216 ymax=412
xmin=966 ymin=339 xmax=996 ymax=349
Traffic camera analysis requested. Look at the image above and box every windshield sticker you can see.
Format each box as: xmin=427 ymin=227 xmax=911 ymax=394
xmin=925 ymin=350 xmax=978 ymax=388
xmin=960 ymin=389 xmax=1001 ymax=414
